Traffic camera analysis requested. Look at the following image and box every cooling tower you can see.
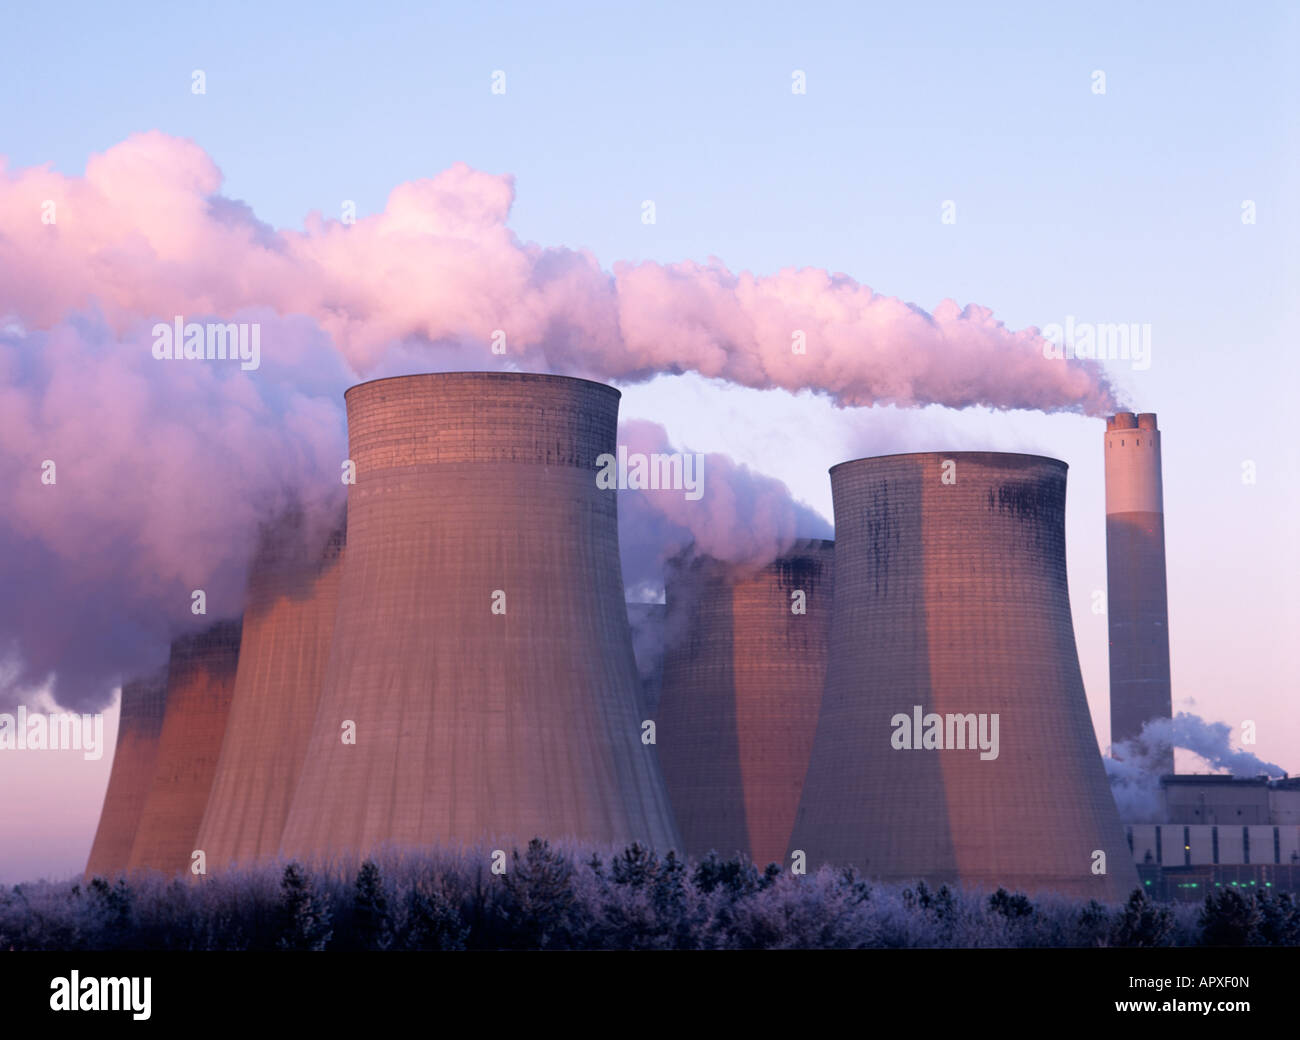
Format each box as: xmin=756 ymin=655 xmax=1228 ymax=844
xmin=657 ymin=541 xmax=833 ymax=866
xmin=125 ymin=619 xmax=242 ymax=876
xmin=84 ymin=671 xmax=168 ymax=878
xmin=280 ymin=372 xmax=680 ymax=860
xmin=789 ymin=453 xmax=1138 ymax=901
xmin=1105 ymin=412 xmax=1173 ymax=774
xmin=194 ymin=516 xmax=344 ymax=870
xmin=626 ymin=601 xmax=667 ymax=716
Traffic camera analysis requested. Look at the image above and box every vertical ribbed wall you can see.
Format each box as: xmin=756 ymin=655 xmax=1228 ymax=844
xmin=626 ymin=601 xmax=667 ymax=717
xmin=657 ymin=541 xmax=833 ymax=865
xmin=84 ymin=671 xmax=168 ymax=878
xmin=280 ymin=372 xmax=680 ymax=860
xmin=789 ymin=453 xmax=1137 ymax=900
xmin=126 ymin=620 xmax=242 ymax=875
xmin=1105 ymin=412 xmax=1173 ymax=773
xmin=195 ymin=520 xmax=344 ymax=870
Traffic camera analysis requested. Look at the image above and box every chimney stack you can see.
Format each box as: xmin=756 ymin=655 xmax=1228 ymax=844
xmin=1104 ymin=412 xmax=1174 ymax=774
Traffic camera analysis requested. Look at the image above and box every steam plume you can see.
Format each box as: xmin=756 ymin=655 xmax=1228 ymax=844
xmin=1 ymin=133 xmax=1118 ymax=412
xmin=1 ymin=133 xmax=1117 ymax=709
xmin=1105 ymin=712 xmax=1286 ymax=821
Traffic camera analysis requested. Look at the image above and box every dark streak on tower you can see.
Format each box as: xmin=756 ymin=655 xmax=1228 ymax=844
xmin=126 ymin=619 xmax=242 ymax=876
xmin=789 ymin=452 xmax=1136 ymax=900
xmin=657 ymin=540 xmax=833 ymax=866
xmin=195 ymin=514 xmax=345 ymax=870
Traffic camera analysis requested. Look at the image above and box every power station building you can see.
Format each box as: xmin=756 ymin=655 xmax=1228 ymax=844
xmin=194 ymin=516 xmax=344 ymax=870
xmin=84 ymin=671 xmax=168 ymax=877
xmin=788 ymin=452 xmax=1137 ymax=900
xmin=1127 ymin=776 xmax=1300 ymax=899
xmin=279 ymin=373 xmax=680 ymax=861
xmin=1105 ymin=412 xmax=1173 ymax=772
xmin=656 ymin=541 xmax=833 ymax=866
xmin=125 ymin=619 xmax=242 ymax=876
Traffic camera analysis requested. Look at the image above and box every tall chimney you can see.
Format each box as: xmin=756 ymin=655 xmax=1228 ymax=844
xmin=279 ymin=372 xmax=680 ymax=861
xmin=1104 ymin=412 xmax=1173 ymax=774
xmin=789 ymin=452 xmax=1137 ymax=900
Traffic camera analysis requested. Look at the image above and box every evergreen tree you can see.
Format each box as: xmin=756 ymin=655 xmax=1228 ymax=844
xmin=403 ymin=882 xmax=469 ymax=950
xmin=987 ymin=888 xmax=1035 ymax=920
xmin=1198 ymin=888 xmax=1262 ymax=946
xmin=1253 ymin=890 xmax=1300 ymax=946
xmin=87 ymin=876 xmax=134 ymax=949
xmin=1111 ymin=888 xmax=1174 ymax=947
xmin=1077 ymin=899 xmax=1110 ymax=947
xmin=349 ymin=860 xmax=393 ymax=950
xmin=275 ymin=862 xmax=333 ymax=951
xmin=500 ymin=839 xmax=576 ymax=948
xmin=611 ymin=843 xmax=657 ymax=887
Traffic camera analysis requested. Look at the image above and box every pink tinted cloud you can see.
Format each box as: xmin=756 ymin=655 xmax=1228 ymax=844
xmin=617 ymin=418 xmax=831 ymax=598
xmin=0 ymin=314 xmax=346 ymax=709
xmin=0 ymin=133 xmax=1114 ymax=710
xmin=0 ymin=132 xmax=1117 ymax=413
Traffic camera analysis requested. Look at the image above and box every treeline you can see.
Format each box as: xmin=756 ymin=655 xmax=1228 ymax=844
xmin=3 ymin=840 xmax=1297 ymax=950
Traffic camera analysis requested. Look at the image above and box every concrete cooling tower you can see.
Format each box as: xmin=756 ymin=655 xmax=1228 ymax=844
xmin=657 ymin=541 xmax=833 ymax=866
xmin=789 ymin=453 xmax=1137 ymax=901
xmin=1105 ymin=412 xmax=1173 ymax=774
xmin=126 ymin=619 xmax=242 ymax=876
xmin=194 ymin=515 xmax=344 ymax=870
xmin=280 ymin=373 xmax=680 ymax=861
xmin=626 ymin=601 xmax=667 ymax=716
xmin=84 ymin=671 xmax=168 ymax=878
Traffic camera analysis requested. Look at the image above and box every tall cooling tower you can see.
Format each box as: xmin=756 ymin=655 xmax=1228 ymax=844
xmin=657 ymin=541 xmax=833 ymax=866
xmin=789 ymin=453 xmax=1137 ymax=901
xmin=194 ymin=517 xmax=344 ymax=870
xmin=280 ymin=373 xmax=680 ymax=860
xmin=1105 ymin=412 xmax=1173 ymax=774
xmin=126 ymin=619 xmax=242 ymax=875
xmin=626 ymin=601 xmax=667 ymax=716
xmin=84 ymin=671 xmax=168 ymax=877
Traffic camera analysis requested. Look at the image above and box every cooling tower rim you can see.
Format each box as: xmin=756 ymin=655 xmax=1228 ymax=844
xmin=343 ymin=371 xmax=621 ymax=401
xmin=828 ymin=450 xmax=1067 ymax=475
xmin=164 ymin=618 xmax=244 ymax=668
xmin=665 ymin=538 xmax=834 ymax=572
